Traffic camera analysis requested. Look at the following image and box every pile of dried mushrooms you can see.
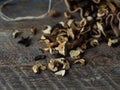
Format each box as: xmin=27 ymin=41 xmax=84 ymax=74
xmin=33 ymin=0 xmax=120 ymax=76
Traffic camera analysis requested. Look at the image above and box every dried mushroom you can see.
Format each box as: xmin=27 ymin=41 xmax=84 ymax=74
xmin=32 ymin=0 xmax=120 ymax=76
xmin=69 ymin=47 xmax=84 ymax=59
xmin=67 ymin=28 xmax=74 ymax=40
xmin=74 ymin=59 xmax=86 ymax=66
xmin=30 ymin=27 xmax=37 ymax=35
xmin=69 ymin=50 xmax=79 ymax=59
xmin=12 ymin=30 xmax=21 ymax=38
xmin=79 ymin=18 xmax=87 ymax=27
xmin=64 ymin=11 xmax=72 ymax=19
xmin=48 ymin=58 xmax=70 ymax=72
xmin=108 ymin=38 xmax=118 ymax=47
xmin=42 ymin=25 xmax=52 ymax=34
xmin=57 ymin=41 xmax=67 ymax=56
xmin=90 ymin=39 xmax=99 ymax=47
xmin=48 ymin=60 xmax=58 ymax=72
xmin=49 ymin=10 xmax=58 ymax=17
xmin=55 ymin=70 xmax=66 ymax=76
xmin=96 ymin=22 xmax=106 ymax=37
xmin=32 ymin=63 xmax=46 ymax=74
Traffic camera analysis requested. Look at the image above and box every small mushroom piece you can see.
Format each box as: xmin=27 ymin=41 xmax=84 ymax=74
xmin=69 ymin=49 xmax=80 ymax=59
xmin=64 ymin=11 xmax=72 ymax=19
xmin=67 ymin=19 xmax=74 ymax=27
xmin=91 ymin=29 xmax=101 ymax=38
xmin=42 ymin=25 xmax=52 ymax=34
xmin=97 ymin=9 xmax=105 ymax=18
xmin=40 ymin=35 xmax=46 ymax=40
xmin=79 ymin=18 xmax=87 ymax=27
xmin=12 ymin=30 xmax=21 ymax=38
xmin=39 ymin=38 xmax=50 ymax=44
xmin=76 ymin=47 xmax=84 ymax=53
xmin=84 ymin=10 xmax=90 ymax=17
xmin=30 ymin=27 xmax=37 ymax=35
xmin=58 ymin=41 xmax=67 ymax=56
xmin=55 ymin=70 xmax=66 ymax=76
xmin=40 ymin=65 xmax=47 ymax=71
xmin=90 ymin=39 xmax=99 ymax=47
xmin=108 ymin=38 xmax=118 ymax=47
xmin=48 ymin=60 xmax=58 ymax=72
xmin=46 ymin=42 xmax=58 ymax=47
xmin=56 ymin=35 xmax=68 ymax=44
xmin=32 ymin=63 xmax=46 ymax=74
xmin=96 ymin=22 xmax=106 ymax=37
xmin=81 ymin=43 xmax=87 ymax=50
xmin=59 ymin=21 xmax=65 ymax=27
xmin=43 ymin=39 xmax=50 ymax=44
xmin=61 ymin=59 xmax=70 ymax=70
xmin=67 ymin=28 xmax=75 ymax=40
xmin=48 ymin=58 xmax=70 ymax=72
xmin=49 ymin=48 xmax=59 ymax=55
xmin=74 ymin=59 xmax=86 ymax=66
xmin=49 ymin=10 xmax=58 ymax=17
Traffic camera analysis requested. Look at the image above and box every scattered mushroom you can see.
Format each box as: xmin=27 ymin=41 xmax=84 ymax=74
xmin=69 ymin=47 xmax=84 ymax=59
xmin=48 ymin=58 xmax=70 ymax=72
xmin=96 ymin=22 xmax=106 ymax=37
xmin=108 ymin=38 xmax=118 ymax=47
xmin=57 ymin=41 xmax=67 ymax=56
xmin=29 ymin=0 xmax=120 ymax=76
xmin=32 ymin=63 xmax=46 ymax=74
xmin=90 ymin=39 xmax=99 ymax=47
xmin=30 ymin=27 xmax=37 ymax=35
xmin=42 ymin=25 xmax=52 ymax=34
xmin=67 ymin=19 xmax=74 ymax=27
xmin=67 ymin=28 xmax=75 ymax=40
xmin=12 ymin=30 xmax=21 ymax=38
xmin=69 ymin=50 xmax=80 ymax=59
xmin=79 ymin=18 xmax=87 ymax=27
xmin=74 ymin=59 xmax=86 ymax=66
xmin=49 ymin=10 xmax=58 ymax=17
xmin=55 ymin=70 xmax=66 ymax=76
xmin=64 ymin=11 xmax=72 ymax=19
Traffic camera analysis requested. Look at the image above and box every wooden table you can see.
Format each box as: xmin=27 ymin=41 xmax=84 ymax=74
xmin=0 ymin=0 xmax=120 ymax=90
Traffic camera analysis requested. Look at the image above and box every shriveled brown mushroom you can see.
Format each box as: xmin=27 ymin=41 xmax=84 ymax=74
xmin=69 ymin=47 xmax=84 ymax=59
xmin=79 ymin=18 xmax=87 ymax=27
xmin=57 ymin=41 xmax=67 ymax=56
xmin=90 ymin=39 xmax=99 ymax=47
xmin=67 ymin=28 xmax=75 ymax=40
xmin=108 ymin=38 xmax=118 ymax=47
xmin=42 ymin=25 xmax=52 ymax=34
xmin=32 ymin=63 xmax=46 ymax=74
xmin=64 ymin=11 xmax=72 ymax=19
xmin=30 ymin=27 xmax=37 ymax=35
xmin=74 ymin=59 xmax=86 ymax=66
xmin=48 ymin=58 xmax=70 ymax=72
xmin=49 ymin=10 xmax=58 ymax=17
xmin=37 ymin=0 xmax=120 ymax=77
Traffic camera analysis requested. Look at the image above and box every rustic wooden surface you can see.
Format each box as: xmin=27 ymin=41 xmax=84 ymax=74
xmin=0 ymin=0 xmax=120 ymax=90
